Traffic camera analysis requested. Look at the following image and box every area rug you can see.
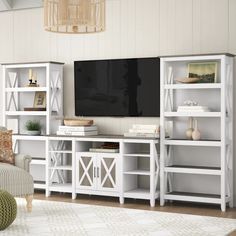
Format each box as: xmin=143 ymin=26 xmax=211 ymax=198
xmin=1 ymin=199 xmax=236 ymax=236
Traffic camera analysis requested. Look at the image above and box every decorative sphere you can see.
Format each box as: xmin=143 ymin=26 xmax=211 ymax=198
xmin=0 ymin=190 xmax=17 ymax=231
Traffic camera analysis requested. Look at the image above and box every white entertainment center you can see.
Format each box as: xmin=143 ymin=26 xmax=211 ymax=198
xmin=2 ymin=53 xmax=234 ymax=211
xmin=46 ymin=135 xmax=159 ymax=206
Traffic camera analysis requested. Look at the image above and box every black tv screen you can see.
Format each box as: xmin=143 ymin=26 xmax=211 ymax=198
xmin=74 ymin=57 xmax=160 ymax=117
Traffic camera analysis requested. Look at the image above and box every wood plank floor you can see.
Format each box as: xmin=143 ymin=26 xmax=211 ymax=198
xmin=34 ymin=190 xmax=236 ymax=219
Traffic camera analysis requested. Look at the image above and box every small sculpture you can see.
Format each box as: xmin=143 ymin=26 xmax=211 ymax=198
xmin=184 ymin=100 xmax=198 ymax=106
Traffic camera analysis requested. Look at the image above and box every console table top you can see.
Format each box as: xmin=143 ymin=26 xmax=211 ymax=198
xmin=12 ymin=134 xmax=159 ymax=140
xmin=46 ymin=134 xmax=159 ymax=141
xmin=1 ymin=61 xmax=64 ymax=65
xmin=160 ymin=52 xmax=235 ymax=58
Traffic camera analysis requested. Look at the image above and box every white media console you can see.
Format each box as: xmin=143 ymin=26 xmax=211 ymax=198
xmin=45 ymin=135 xmax=159 ymax=206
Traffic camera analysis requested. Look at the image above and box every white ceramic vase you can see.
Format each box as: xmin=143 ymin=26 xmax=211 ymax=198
xmin=192 ymin=119 xmax=201 ymax=140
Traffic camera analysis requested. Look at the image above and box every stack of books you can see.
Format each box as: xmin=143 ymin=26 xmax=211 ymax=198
xmin=124 ymin=124 xmax=160 ymax=138
xmin=89 ymin=142 xmax=119 ymax=153
xmin=177 ymin=106 xmax=210 ymax=112
xmin=56 ymin=125 xmax=98 ymax=136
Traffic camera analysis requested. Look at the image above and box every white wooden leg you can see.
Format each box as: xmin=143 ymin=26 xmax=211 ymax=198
xmin=119 ymin=197 xmax=124 ymax=204
xmin=150 ymin=198 xmax=155 ymax=207
xmin=25 ymin=195 xmax=33 ymax=212
xmin=160 ymin=198 xmax=165 ymax=206
xmin=46 ymin=190 xmax=51 ymax=197
xmin=221 ymin=203 xmax=226 ymax=212
xmin=72 ymin=193 xmax=77 ymax=200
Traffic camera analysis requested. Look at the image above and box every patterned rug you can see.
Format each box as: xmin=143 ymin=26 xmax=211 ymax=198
xmin=1 ymin=198 xmax=236 ymax=236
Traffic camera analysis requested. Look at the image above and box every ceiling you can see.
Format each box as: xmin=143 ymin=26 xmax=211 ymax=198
xmin=0 ymin=0 xmax=42 ymax=11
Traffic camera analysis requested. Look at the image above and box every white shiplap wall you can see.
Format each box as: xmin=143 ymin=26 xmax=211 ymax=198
xmin=0 ymin=0 xmax=236 ymax=203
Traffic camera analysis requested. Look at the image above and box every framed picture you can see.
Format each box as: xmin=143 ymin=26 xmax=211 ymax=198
xmin=34 ymin=92 xmax=46 ymax=108
xmin=188 ymin=62 xmax=217 ymax=83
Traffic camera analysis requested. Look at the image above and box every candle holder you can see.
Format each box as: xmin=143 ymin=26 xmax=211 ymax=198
xmin=27 ymin=69 xmax=39 ymax=87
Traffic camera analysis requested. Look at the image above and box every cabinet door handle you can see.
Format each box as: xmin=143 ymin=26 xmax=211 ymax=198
xmin=94 ymin=167 xmax=96 ymax=178
xmin=97 ymin=167 xmax=99 ymax=178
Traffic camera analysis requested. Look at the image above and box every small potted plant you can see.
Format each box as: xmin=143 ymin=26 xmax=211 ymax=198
xmin=25 ymin=120 xmax=41 ymax=135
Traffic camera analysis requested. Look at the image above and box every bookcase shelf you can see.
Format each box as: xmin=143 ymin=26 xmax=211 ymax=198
xmin=123 ymin=169 xmax=151 ymax=176
xmin=164 ymin=83 xmax=222 ymax=89
xmin=5 ymin=87 xmax=48 ymax=92
xmin=164 ymin=191 xmax=226 ymax=204
xmin=34 ymin=181 xmax=46 ymax=190
xmin=49 ymin=183 xmax=72 ymax=193
xmin=164 ymin=165 xmax=221 ymax=175
xmin=6 ymin=111 xmax=47 ymax=116
xmin=164 ymin=112 xmax=221 ymax=117
xmin=164 ymin=139 xmax=221 ymax=147
xmin=124 ymin=188 xmax=159 ymax=200
xmin=3 ymin=62 xmax=64 ymax=191
xmin=160 ymin=54 xmax=234 ymax=212
xmin=123 ymin=153 xmax=150 ymax=157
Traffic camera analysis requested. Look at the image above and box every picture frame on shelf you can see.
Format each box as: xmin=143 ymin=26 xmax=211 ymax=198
xmin=34 ymin=92 xmax=46 ymax=108
xmin=188 ymin=62 xmax=217 ymax=83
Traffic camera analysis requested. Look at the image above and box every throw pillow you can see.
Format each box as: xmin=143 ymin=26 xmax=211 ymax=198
xmin=0 ymin=130 xmax=14 ymax=164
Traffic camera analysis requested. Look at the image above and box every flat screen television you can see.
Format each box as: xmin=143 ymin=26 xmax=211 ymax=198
xmin=74 ymin=57 xmax=160 ymax=117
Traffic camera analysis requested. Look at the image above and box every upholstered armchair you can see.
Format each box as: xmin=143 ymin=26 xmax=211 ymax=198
xmin=0 ymin=126 xmax=34 ymax=212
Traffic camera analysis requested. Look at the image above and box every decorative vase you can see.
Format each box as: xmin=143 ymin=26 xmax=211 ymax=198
xmin=185 ymin=117 xmax=193 ymax=140
xmin=192 ymin=119 xmax=201 ymax=140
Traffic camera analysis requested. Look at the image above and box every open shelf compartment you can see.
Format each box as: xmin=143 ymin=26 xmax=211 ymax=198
xmin=164 ymin=191 xmax=226 ymax=204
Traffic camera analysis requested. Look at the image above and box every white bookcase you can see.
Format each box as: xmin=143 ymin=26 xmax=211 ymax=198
xmin=160 ymin=54 xmax=234 ymax=211
xmin=2 ymin=62 xmax=64 ymax=190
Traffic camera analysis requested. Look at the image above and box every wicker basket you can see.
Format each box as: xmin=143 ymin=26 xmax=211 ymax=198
xmin=64 ymin=119 xmax=93 ymax=126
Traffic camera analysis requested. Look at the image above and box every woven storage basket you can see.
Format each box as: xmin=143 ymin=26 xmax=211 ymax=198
xmin=0 ymin=190 xmax=17 ymax=231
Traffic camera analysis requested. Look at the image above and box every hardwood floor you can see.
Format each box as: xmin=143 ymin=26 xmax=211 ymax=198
xmin=33 ymin=190 xmax=236 ymax=219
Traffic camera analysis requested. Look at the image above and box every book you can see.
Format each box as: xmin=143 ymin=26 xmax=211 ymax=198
xmin=64 ymin=119 xmax=93 ymax=126
xmin=56 ymin=130 xmax=98 ymax=136
xmin=178 ymin=106 xmax=209 ymax=109
xmin=89 ymin=148 xmax=119 ymax=153
xmin=124 ymin=132 xmax=159 ymax=138
xmin=177 ymin=106 xmax=210 ymax=112
xmin=129 ymin=128 xmax=159 ymax=134
xmin=58 ymin=125 xmax=97 ymax=132
xmin=177 ymin=108 xmax=210 ymax=112
xmin=132 ymin=124 xmax=159 ymax=130
xmin=24 ymin=107 xmax=46 ymax=111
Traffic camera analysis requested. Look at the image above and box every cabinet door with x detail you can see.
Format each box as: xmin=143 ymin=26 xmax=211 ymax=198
xmin=97 ymin=154 xmax=119 ymax=192
xmin=76 ymin=153 xmax=96 ymax=190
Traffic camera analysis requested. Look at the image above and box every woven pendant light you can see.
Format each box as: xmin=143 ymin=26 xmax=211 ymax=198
xmin=44 ymin=0 xmax=105 ymax=33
